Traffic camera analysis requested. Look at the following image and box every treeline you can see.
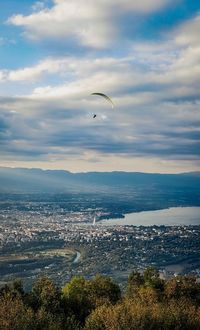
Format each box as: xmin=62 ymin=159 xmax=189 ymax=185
xmin=1 ymin=268 xmax=200 ymax=329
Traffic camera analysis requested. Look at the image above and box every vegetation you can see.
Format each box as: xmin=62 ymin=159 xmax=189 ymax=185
xmin=0 ymin=268 xmax=200 ymax=329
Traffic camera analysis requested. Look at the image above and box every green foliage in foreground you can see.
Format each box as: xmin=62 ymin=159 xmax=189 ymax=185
xmin=0 ymin=268 xmax=200 ymax=330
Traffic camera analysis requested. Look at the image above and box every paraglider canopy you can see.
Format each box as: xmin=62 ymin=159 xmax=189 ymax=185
xmin=91 ymin=92 xmax=114 ymax=109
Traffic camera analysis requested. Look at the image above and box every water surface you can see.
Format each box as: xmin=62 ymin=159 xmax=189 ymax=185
xmin=100 ymin=207 xmax=200 ymax=226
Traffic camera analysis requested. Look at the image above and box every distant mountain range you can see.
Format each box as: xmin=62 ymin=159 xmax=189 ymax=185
xmin=0 ymin=167 xmax=200 ymax=197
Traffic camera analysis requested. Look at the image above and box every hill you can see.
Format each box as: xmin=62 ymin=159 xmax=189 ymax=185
xmin=0 ymin=167 xmax=200 ymax=195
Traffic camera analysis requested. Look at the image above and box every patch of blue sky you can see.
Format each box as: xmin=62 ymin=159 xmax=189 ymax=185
xmin=0 ymin=39 xmax=46 ymax=70
xmin=0 ymin=74 xmax=69 ymax=97
xmin=119 ymin=0 xmax=200 ymax=42
xmin=0 ymin=0 xmax=35 ymax=19
xmin=0 ymin=1 xmax=53 ymax=69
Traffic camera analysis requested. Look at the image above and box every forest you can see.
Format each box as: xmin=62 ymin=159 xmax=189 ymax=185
xmin=1 ymin=267 xmax=200 ymax=330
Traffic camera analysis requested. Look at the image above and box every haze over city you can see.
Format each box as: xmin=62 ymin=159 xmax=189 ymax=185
xmin=0 ymin=0 xmax=199 ymax=173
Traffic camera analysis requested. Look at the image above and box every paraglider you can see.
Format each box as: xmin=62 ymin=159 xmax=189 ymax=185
xmin=91 ymin=93 xmax=114 ymax=108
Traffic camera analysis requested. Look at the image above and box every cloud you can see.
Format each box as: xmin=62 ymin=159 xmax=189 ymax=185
xmin=1 ymin=5 xmax=200 ymax=172
xmin=8 ymin=0 xmax=171 ymax=48
xmin=0 ymin=85 xmax=199 ymax=166
xmin=175 ymin=14 xmax=200 ymax=46
xmin=0 ymin=56 xmax=138 ymax=84
xmin=0 ymin=58 xmax=71 ymax=82
xmin=5 ymin=9 xmax=200 ymax=101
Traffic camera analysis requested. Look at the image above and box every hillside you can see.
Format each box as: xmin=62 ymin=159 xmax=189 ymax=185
xmin=0 ymin=167 xmax=200 ymax=195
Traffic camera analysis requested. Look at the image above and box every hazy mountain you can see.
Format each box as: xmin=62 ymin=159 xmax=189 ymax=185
xmin=0 ymin=167 xmax=200 ymax=196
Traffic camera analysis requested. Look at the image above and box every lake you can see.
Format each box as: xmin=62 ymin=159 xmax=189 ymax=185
xmin=100 ymin=207 xmax=200 ymax=226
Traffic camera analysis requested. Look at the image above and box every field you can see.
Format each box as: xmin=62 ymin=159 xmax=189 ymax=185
xmin=0 ymin=247 xmax=77 ymax=289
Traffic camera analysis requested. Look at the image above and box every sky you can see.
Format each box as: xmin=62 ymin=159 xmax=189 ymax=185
xmin=0 ymin=0 xmax=199 ymax=173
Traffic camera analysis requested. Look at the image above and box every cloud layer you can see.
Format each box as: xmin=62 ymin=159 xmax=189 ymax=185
xmin=9 ymin=0 xmax=172 ymax=48
xmin=0 ymin=0 xmax=199 ymax=173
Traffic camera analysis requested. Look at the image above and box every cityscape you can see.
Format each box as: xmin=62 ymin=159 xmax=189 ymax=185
xmin=1 ymin=196 xmax=199 ymax=290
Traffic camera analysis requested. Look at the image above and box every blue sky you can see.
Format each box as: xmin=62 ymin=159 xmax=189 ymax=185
xmin=0 ymin=0 xmax=199 ymax=173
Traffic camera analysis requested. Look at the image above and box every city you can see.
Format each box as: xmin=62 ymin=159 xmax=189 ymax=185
xmin=1 ymin=200 xmax=200 ymax=290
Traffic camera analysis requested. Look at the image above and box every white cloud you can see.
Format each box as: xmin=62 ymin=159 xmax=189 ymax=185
xmin=1 ymin=40 xmax=199 ymax=106
xmin=1 ymin=8 xmax=200 ymax=172
xmin=157 ymin=16 xmax=200 ymax=89
xmin=0 ymin=58 xmax=72 ymax=82
xmin=0 ymin=55 xmax=146 ymax=98
xmin=8 ymin=0 xmax=171 ymax=48
xmin=175 ymin=15 xmax=200 ymax=46
xmin=0 ymin=71 xmax=6 ymax=80
xmin=1 ymin=13 xmax=200 ymax=107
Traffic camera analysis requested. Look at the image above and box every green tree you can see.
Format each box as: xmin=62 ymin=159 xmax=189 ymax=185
xmin=62 ymin=276 xmax=91 ymax=324
xmin=62 ymin=275 xmax=121 ymax=324
xmin=31 ymin=277 xmax=62 ymax=314
xmin=143 ymin=267 xmax=164 ymax=296
xmin=88 ymin=274 xmax=121 ymax=307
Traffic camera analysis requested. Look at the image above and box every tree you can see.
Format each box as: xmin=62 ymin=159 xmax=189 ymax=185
xmin=126 ymin=270 xmax=144 ymax=298
xmin=62 ymin=275 xmax=121 ymax=324
xmin=84 ymin=297 xmax=200 ymax=330
xmin=62 ymin=276 xmax=91 ymax=324
xmin=138 ymin=286 xmax=159 ymax=305
xmin=88 ymin=274 xmax=121 ymax=307
xmin=0 ymin=279 xmax=24 ymax=298
xmin=165 ymin=275 xmax=200 ymax=304
xmin=84 ymin=298 xmax=159 ymax=330
xmin=31 ymin=277 xmax=62 ymax=314
xmin=143 ymin=267 xmax=164 ymax=295
xmin=143 ymin=267 xmax=159 ymax=283
xmin=0 ymin=292 xmax=34 ymax=330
